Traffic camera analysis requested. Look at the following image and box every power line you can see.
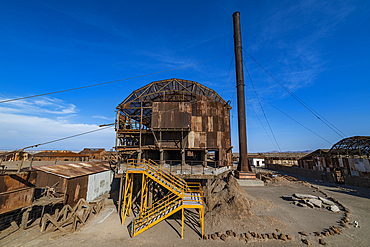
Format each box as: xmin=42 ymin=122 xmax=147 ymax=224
xmin=0 ymin=51 xmax=232 ymax=104
xmin=242 ymin=48 xmax=346 ymax=139
xmin=246 ymin=96 xmax=279 ymax=151
xmin=244 ymin=61 xmax=281 ymax=152
xmin=244 ymin=84 xmax=332 ymax=144
xmin=22 ymin=126 xmax=113 ymax=150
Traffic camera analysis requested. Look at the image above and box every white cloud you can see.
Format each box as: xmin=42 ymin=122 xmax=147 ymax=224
xmin=0 ymin=97 xmax=115 ymax=150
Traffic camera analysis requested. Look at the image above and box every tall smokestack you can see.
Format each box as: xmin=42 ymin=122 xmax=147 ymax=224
xmin=233 ymin=11 xmax=251 ymax=172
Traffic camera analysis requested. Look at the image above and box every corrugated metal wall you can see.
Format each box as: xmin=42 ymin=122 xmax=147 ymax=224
xmin=299 ymin=157 xmax=370 ymax=178
xmin=86 ymin=170 xmax=113 ymax=202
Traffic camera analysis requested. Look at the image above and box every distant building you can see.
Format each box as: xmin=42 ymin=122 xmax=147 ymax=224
xmin=79 ymin=148 xmax=106 ymax=160
xmin=248 ymin=154 xmax=265 ymax=167
xmin=0 ymin=150 xmax=29 ymax=161
xmin=33 ymin=150 xmax=89 ymax=162
xmin=299 ymin=136 xmax=370 ymax=178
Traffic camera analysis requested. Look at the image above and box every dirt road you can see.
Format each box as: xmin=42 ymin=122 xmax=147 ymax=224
xmin=1 ymin=172 xmax=369 ymax=246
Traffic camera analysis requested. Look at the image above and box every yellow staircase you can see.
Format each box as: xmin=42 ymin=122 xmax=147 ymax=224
xmin=121 ymin=159 xmax=204 ymax=238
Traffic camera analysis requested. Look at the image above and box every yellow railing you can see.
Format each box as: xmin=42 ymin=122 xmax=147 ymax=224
xmin=126 ymin=159 xmax=188 ymax=195
xmin=123 ymin=159 xmax=204 ymax=239
xmin=132 ymin=194 xmax=182 ymax=237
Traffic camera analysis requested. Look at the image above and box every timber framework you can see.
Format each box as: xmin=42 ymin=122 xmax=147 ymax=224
xmin=115 ymin=78 xmax=233 ymax=168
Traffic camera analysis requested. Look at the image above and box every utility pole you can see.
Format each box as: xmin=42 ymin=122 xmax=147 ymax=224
xmin=233 ymin=11 xmax=251 ymax=172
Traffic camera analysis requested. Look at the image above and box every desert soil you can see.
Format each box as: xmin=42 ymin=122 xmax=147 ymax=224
xmin=1 ymin=170 xmax=369 ymax=247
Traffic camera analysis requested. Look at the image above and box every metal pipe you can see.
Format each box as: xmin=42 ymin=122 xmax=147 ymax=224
xmin=233 ymin=11 xmax=251 ymax=172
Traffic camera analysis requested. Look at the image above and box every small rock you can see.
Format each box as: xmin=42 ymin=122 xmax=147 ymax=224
xmin=343 ymin=217 xmax=350 ymax=223
xmin=220 ymin=234 xmax=228 ymax=241
xmin=319 ymin=196 xmax=335 ymax=206
xmin=298 ymin=202 xmax=308 ymax=208
xmin=211 ymin=234 xmax=217 ymax=240
xmin=267 ymin=233 xmax=274 ymax=239
xmin=331 ymin=227 xmax=340 ymax=234
xmin=294 ymin=193 xmax=318 ymax=199
xmin=245 ymin=232 xmax=252 ymax=239
xmin=203 ymin=234 xmax=208 ymax=240
xmin=341 ymin=224 xmax=349 ymax=229
xmin=287 ymin=235 xmax=293 ymax=240
xmin=293 ymin=201 xmax=299 ymax=205
xmin=257 ymin=233 xmax=263 ymax=239
xmin=319 ymin=238 xmax=326 ymax=245
xmin=216 ymin=232 xmax=222 ymax=237
xmin=232 ymin=232 xmax=237 ymax=238
xmin=328 ymin=229 xmax=335 ymax=235
xmin=226 ymin=230 xmax=233 ymax=236
xmin=272 ymin=232 xmax=278 ymax=239
xmin=328 ymin=205 xmax=340 ymax=212
xmin=251 ymin=232 xmax=257 ymax=238
xmin=279 ymin=234 xmax=287 ymax=241
xmin=276 ymin=228 xmax=281 ymax=232
xmin=262 ymin=234 xmax=268 ymax=239
xmin=302 ymin=239 xmax=311 ymax=245
xmin=306 ymin=201 xmax=315 ymax=208
xmin=309 ymin=198 xmax=322 ymax=208
xmin=299 ymin=231 xmax=308 ymax=236
xmin=324 ymin=231 xmax=330 ymax=237
xmin=314 ymin=232 xmax=321 ymax=237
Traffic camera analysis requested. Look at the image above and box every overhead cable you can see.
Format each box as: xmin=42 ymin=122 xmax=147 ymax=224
xmin=244 ymin=84 xmax=332 ymax=144
xmin=244 ymin=61 xmax=281 ymax=152
xmin=0 ymin=52 xmax=231 ymax=104
xmin=242 ymin=48 xmax=346 ymax=139
xmin=22 ymin=126 xmax=113 ymax=150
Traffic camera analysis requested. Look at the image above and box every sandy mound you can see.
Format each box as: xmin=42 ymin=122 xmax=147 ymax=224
xmin=205 ymin=173 xmax=285 ymax=234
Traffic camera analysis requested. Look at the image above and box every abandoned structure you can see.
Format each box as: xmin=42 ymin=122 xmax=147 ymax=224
xmin=115 ymin=78 xmax=232 ymax=167
xmin=32 ymin=150 xmax=89 ymax=162
xmin=79 ymin=148 xmax=106 ymax=160
xmin=299 ymin=136 xmax=370 ymax=178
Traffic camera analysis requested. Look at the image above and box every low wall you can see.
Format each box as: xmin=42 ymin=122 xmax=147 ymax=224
xmin=266 ymin=163 xmax=370 ymax=188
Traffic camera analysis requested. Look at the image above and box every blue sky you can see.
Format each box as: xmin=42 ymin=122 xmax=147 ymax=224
xmin=0 ymin=0 xmax=369 ymax=152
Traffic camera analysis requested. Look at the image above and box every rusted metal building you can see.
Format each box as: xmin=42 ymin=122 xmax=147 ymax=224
xmin=0 ymin=171 xmax=37 ymax=214
xmin=33 ymin=161 xmax=113 ymax=205
xmin=115 ymin=78 xmax=232 ymax=167
xmin=79 ymin=148 xmax=106 ymax=160
xmin=299 ymin=136 xmax=370 ymax=178
xmin=33 ymin=150 xmax=89 ymax=162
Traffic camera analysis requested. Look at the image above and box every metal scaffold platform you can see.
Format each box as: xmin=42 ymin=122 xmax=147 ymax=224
xmin=120 ymin=159 xmax=204 ymax=238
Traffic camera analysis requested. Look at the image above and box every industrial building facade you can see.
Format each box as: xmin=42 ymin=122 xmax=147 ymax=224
xmin=115 ymin=78 xmax=232 ymax=167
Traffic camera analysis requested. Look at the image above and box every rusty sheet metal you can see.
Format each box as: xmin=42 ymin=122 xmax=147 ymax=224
xmin=33 ymin=161 xmax=110 ymax=179
xmin=152 ymin=102 xmax=191 ymax=128
xmin=0 ymin=172 xmax=37 ymax=193
xmin=0 ymin=172 xmax=36 ymax=214
xmin=0 ymin=187 xmax=34 ymax=214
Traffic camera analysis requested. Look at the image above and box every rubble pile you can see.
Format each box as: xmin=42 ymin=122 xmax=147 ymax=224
xmin=257 ymin=172 xmax=300 ymax=184
xmin=205 ymin=173 xmax=284 ymax=233
xmin=283 ymin=193 xmax=341 ymax=212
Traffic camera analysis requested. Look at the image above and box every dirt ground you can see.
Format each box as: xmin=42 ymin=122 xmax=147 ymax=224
xmin=1 ymin=170 xmax=369 ymax=247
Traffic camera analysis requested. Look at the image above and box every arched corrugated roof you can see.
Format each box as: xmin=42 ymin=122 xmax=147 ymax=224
xmin=117 ymin=78 xmax=229 ymax=124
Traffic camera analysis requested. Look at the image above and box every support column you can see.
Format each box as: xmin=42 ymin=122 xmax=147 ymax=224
xmin=181 ymin=149 xmax=185 ymax=166
xmin=160 ymin=149 xmax=164 ymax=165
xmin=203 ymin=150 xmax=208 ymax=168
xmin=181 ymin=207 xmax=184 ymax=239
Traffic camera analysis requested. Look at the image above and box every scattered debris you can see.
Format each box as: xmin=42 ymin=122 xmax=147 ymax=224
xmin=319 ymin=238 xmax=326 ymax=245
xmin=302 ymin=238 xmax=311 ymax=245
